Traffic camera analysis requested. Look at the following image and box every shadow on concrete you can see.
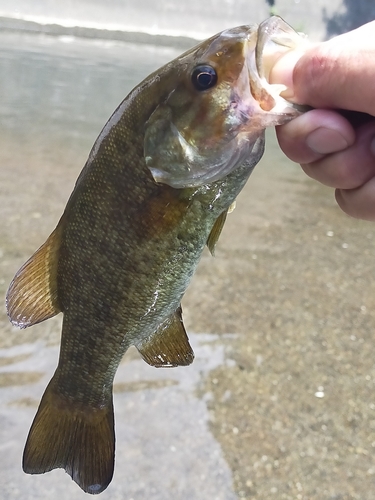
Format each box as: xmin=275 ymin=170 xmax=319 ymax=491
xmin=324 ymin=0 xmax=375 ymax=37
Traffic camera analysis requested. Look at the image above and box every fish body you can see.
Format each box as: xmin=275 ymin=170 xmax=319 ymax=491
xmin=6 ymin=17 xmax=307 ymax=494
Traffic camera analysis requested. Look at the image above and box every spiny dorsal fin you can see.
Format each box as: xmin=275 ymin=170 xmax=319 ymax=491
xmin=136 ymin=307 xmax=194 ymax=367
xmin=6 ymin=222 xmax=64 ymax=329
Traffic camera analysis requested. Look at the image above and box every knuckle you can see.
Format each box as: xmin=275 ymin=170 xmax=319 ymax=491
xmin=294 ymin=45 xmax=341 ymax=105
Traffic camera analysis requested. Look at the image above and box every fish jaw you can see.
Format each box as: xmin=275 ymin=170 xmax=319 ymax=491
xmin=248 ymin=15 xmax=309 ymax=116
xmin=145 ymin=17 xmax=309 ymax=189
xmin=233 ymin=16 xmax=310 ymax=148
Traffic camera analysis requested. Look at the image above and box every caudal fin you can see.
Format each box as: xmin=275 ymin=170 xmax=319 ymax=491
xmin=23 ymin=380 xmax=115 ymax=494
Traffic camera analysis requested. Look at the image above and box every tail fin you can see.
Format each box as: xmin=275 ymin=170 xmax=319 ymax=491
xmin=23 ymin=379 xmax=115 ymax=494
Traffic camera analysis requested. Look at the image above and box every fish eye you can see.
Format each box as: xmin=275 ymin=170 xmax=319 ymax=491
xmin=191 ymin=65 xmax=218 ymax=91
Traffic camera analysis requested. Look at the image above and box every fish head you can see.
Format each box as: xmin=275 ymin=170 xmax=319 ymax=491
xmin=144 ymin=16 xmax=309 ymax=188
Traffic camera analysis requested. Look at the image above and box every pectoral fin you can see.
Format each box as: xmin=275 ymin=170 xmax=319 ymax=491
xmin=227 ymin=200 xmax=236 ymax=214
xmin=6 ymin=221 xmax=64 ymax=329
xmin=206 ymin=201 xmax=236 ymax=256
xmin=136 ymin=307 xmax=194 ymax=367
xmin=206 ymin=210 xmax=226 ymax=256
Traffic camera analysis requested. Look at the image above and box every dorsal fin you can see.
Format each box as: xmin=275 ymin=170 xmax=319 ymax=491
xmin=136 ymin=307 xmax=194 ymax=367
xmin=6 ymin=221 xmax=64 ymax=329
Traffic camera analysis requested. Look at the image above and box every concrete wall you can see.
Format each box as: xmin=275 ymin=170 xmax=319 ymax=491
xmin=0 ymin=0 xmax=374 ymax=42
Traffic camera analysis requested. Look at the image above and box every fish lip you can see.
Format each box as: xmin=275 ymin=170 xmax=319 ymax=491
xmin=255 ymin=16 xmax=305 ymax=81
xmin=246 ymin=16 xmax=309 ymax=114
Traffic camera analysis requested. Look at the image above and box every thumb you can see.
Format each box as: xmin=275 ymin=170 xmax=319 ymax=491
xmin=270 ymin=22 xmax=375 ymax=116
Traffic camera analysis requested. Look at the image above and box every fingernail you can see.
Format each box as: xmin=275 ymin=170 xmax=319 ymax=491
xmin=306 ymin=127 xmax=349 ymax=155
xmin=269 ymin=50 xmax=304 ymax=100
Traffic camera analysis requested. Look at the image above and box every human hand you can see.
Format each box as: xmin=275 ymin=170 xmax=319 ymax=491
xmin=271 ymin=21 xmax=375 ymax=221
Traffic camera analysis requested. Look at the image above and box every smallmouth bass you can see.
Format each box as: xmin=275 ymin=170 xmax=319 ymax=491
xmin=6 ymin=16 xmax=307 ymax=494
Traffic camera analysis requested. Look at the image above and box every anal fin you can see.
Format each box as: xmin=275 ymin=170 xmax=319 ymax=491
xmin=136 ymin=307 xmax=194 ymax=367
xmin=6 ymin=221 xmax=64 ymax=328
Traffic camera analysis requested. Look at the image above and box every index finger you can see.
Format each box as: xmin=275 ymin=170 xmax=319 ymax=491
xmin=271 ymin=21 xmax=375 ymax=116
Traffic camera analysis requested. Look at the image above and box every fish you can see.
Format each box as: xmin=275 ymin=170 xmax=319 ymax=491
xmin=6 ymin=16 xmax=307 ymax=495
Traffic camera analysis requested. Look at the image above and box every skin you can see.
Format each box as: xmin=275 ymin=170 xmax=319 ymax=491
xmin=270 ymin=21 xmax=375 ymax=221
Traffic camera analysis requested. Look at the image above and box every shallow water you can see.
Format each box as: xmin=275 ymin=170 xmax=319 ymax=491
xmin=0 ymin=33 xmax=181 ymax=254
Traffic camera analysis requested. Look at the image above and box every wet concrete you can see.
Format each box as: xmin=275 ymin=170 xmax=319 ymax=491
xmin=1 ymin=31 xmax=375 ymax=500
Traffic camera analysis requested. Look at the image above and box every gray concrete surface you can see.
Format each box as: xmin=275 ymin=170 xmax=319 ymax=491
xmin=1 ymin=25 xmax=375 ymax=500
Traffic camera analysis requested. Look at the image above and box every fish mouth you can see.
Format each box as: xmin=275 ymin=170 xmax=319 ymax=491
xmin=248 ymin=16 xmax=308 ymax=114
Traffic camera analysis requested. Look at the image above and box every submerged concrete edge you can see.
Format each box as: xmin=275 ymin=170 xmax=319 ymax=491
xmin=0 ymin=16 xmax=200 ymax=49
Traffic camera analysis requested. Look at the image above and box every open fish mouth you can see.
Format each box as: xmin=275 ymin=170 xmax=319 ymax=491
xmin=144 ymin=16 xmax=309 ymax=190
xmin=248 ymin=16 xmax=309 ymax=113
